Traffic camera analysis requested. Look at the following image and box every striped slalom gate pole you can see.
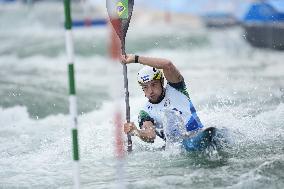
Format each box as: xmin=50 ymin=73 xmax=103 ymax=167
xmin=108 ymin=16 xmax=127 ymax=188
xmin=64 ymin=0 xmax=80 ymax=188
xmin=109 ymin=22 xmax=126 ymax=188
xmin=164 ymin=0 xmax=171 ymax=23
xmin=114 ymin=106 xmax=126 ymax=189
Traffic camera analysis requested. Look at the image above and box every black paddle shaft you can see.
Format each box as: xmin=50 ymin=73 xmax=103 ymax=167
xmin=106 ymin=0 xmax=134 ymax=152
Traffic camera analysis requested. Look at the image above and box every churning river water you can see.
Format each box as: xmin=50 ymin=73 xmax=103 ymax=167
xmin=0 ymin=2 xmax=283 ymax=189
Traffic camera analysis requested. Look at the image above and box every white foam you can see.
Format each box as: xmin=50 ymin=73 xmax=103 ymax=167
xmin=1 ymin=1 xmax=284 ymax=187
xmin=0 ymin=106 xmax=30 ymax=127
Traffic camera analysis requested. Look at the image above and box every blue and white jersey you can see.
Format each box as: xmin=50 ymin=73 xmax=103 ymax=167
xmin=138 ymin=80 xmax=204 ymax=141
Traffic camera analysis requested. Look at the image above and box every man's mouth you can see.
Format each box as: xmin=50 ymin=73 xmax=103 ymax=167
xmin=150 ymin=95 xmax=156 ymax=99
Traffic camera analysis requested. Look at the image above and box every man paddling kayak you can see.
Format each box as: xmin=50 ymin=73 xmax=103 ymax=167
xmin=122 ymin=54 xmax=205 ymax=146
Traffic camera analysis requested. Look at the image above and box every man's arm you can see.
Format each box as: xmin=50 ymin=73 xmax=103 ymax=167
xmin=121 ymin=54 xmax=183 ymax=84
xmin=124 ymin=121 xmax=156 ymax=143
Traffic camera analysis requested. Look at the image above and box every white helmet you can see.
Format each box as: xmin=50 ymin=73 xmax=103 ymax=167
xmin=137 ymin=66 xmax=164 ymax=85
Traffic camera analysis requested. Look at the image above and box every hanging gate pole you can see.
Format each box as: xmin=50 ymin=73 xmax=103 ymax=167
xmin=64 ymin=0 xmax=80 ymax=188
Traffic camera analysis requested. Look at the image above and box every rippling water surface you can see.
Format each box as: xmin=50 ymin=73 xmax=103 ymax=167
xmin=0 ymin=2 xmax=284 ymax=189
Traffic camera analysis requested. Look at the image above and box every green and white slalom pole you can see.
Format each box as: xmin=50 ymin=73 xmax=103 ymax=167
xmin=64 ymin=0 xmax=80 ymax=188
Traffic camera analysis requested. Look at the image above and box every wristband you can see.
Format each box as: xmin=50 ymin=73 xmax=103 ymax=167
xmin=135 ymin=55 xmax=139 ymax=63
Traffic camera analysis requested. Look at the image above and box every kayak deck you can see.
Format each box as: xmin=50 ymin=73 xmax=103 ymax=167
xmin=182 ymin=127 xmax=228 ymax=151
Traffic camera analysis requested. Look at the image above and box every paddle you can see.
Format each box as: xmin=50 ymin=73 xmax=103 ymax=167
xmin=106 ymin=0 xmax=134 ymax=152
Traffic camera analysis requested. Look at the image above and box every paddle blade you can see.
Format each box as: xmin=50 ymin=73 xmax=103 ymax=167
xmin=106 ymin=0 xmax=134 ymax=54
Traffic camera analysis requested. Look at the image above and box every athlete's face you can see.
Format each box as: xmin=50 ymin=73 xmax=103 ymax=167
xmin=141 ymin=80 xmax=163 ymax=103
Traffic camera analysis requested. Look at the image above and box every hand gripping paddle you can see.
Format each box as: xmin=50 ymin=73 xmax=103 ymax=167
xmin=106 ymin=0 xmax=134 ymax=152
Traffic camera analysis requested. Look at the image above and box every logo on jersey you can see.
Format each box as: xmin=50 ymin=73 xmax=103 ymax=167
xmin=164 ymin=99 xmax=171 ymax=107
xmin=172 ymin=108 xmax=182 ymax=114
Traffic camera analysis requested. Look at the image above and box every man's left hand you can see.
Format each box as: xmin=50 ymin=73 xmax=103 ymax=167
xmin=121 ymin=54 xmax=135 ymax=64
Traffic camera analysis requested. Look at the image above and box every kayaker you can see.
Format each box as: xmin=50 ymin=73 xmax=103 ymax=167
xmin=121 ymin=54 xmax=204 ymax=144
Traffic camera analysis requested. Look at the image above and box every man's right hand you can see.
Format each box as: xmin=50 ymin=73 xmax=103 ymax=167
xmin=124 ymin=121 xmax=156 ymax=142
xmin=124 ymin=122 xmax=138 ymax=135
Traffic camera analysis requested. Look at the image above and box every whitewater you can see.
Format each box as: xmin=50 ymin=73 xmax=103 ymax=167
xmin=0 ymin=2 xmax=284 ymax=189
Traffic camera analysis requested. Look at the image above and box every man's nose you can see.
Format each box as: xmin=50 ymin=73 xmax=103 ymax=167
xmin=148 ymin=86 xmax=154 ymax=94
